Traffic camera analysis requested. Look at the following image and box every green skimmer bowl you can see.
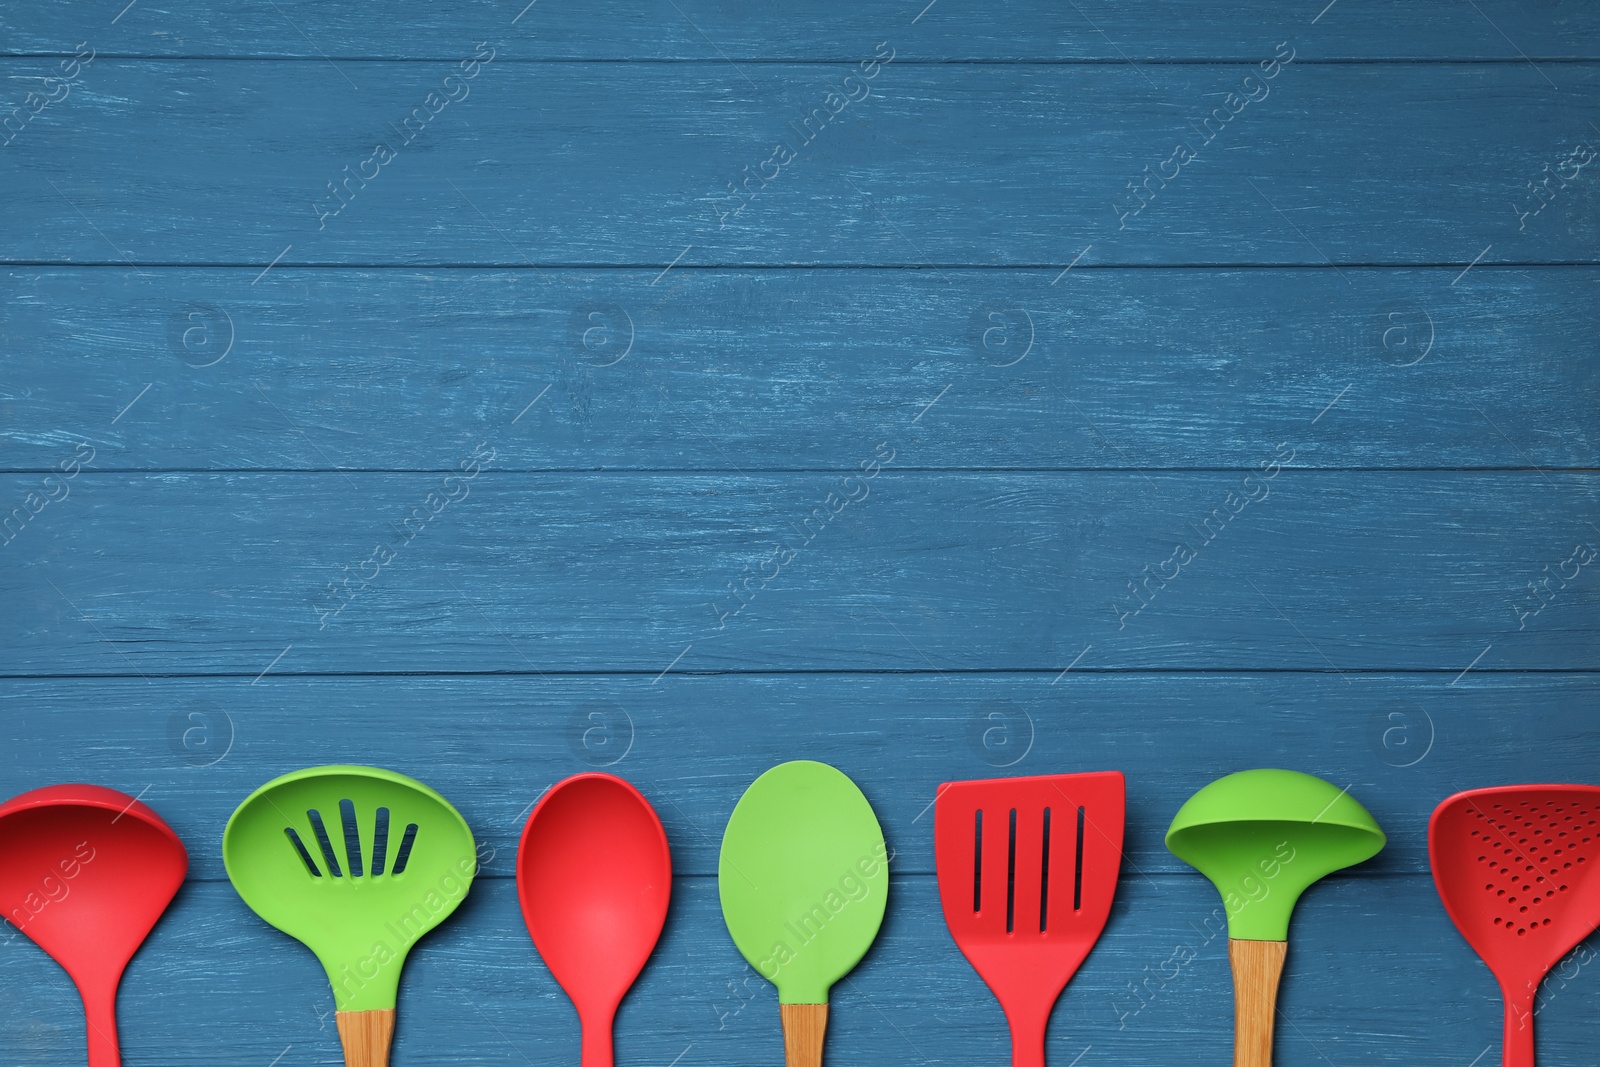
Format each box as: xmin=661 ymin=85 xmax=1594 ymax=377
xmin=223 ymin=766 xmax=478 ymax=1014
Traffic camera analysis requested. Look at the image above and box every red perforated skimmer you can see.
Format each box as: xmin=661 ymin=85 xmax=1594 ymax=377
xmin=1429 ymin=784 xmax=1600 ymax=1067
xmin=934 ymin=772 xmax=1124 ymax=1067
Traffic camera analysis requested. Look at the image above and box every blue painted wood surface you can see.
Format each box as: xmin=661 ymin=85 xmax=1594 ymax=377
xmin=1 ymin=1 xmax=1597 ymax=1066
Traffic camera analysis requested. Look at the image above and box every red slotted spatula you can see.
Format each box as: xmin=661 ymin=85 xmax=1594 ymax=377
xmin=934 ymin=772 xmax=1125 ymax=1067
xmin=1430 ymin=784 xmax=1600 ymax=1067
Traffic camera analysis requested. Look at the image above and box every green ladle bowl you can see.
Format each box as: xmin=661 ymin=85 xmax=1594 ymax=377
xmin=1166 ymin=768 xmax=1385 ymax=941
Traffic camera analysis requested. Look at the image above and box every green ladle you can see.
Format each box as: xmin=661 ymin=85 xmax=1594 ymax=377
xmin=223 ymin=766 xmax=478 ymax=1067
xmin=1166 ymin=769 xmax=1385 ymax=1067
xmin=719 ymin=761 xmax=889 ymax=1067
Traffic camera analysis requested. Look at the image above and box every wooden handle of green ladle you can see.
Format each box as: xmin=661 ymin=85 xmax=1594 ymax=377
xmin=336 ymin=1009 xmax=395 ymax=1067
xmin=1229 ymin=939 xmax=1287 ymax=1067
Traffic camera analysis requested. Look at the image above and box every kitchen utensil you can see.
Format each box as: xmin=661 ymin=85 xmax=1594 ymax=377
xmin=1166 ymin=769 xmax=1385 ymax=1067
xmin=223 ymin=766 xmax=477 ymax=1067
xmin=933 ymin=772 xmax=1124 ymax=1067
xmin=0 ymin=784 xmax=187 ymax=1067
xmin=718 ymin=761 xmax=888 ymax=1067
xmin=1430 ymin=784 xmax=1600 ymax=1067
xmin=518 ymin=773 xmax=672 ymax=1067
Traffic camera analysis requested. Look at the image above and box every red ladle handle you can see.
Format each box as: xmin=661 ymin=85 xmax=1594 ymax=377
xmin=81 ymin=984 xmax=121 ymax=1067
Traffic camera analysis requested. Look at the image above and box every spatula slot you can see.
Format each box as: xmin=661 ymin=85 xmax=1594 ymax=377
xmin=1039 ymin=808 xmax=1051 ymax=932
xmin=284 ymin=827 xmax=323 ymax=877
xmin=1073 ymin=806 xmax=1085 ymax=912
xmin=392 ymin=822 xmax=420 ymax=875
xmin=972 ymin=809 xmax=983 ymax=912
xmin=308 ymin=808 xmax=344 ymax=877
xmin=371 ymin=806 xmax=391 ymax=876
xmin=1005 ymin=808 xmax=1017 ymax=934
xmin=340 ymin=799 xmax=364 ymax=878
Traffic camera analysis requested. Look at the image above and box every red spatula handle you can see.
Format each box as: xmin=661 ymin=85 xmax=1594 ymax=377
xmin=1500 ymin=985 xmax=1536 ymax=1067
xmin=82 ymin=986 xmax=121 ymax=1067
xmin=1229 ymin=939 xmax=1287 ymax=1067
xmin=1002 ymin=1002 xmax=1049 ymax=1067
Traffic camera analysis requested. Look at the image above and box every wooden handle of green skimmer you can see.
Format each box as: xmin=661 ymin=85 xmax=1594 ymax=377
xmin=1229 ymin=938 xmax=1287 ymax=1067
xmin=336 ymin=1009 xmax=395 ymax=1067
xmin=781 ymin=1004 xmax=828 ymax=1067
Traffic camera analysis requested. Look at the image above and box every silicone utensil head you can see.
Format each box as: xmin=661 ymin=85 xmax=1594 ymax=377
xmin=1165 ymin=769 xmax=1385 ymax=940
xmin=1429 ymin=785 xmax=1600 ymax=997
xmin=933 ymin=773 xmax=1125 ymax=1023
xmin=718 ymin=761 xmax=888 ymax=1004
xmin=223 ymin=766 xmax=477 ymax=1011
xmin=517 ymin=773 xmax=672 ymax=1017
xmin=0 ymin=784 xmax=187 ymax=996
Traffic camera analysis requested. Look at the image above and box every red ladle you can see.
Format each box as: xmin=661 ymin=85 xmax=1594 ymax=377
xmin=0 ymin=785 xmax=188 ymax=1067
xmin=517 ymin=773 xmax=672 ymax=1067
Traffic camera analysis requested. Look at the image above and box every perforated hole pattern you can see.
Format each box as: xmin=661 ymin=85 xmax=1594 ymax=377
xmin=1465 ymin=797 xmax=1599 ymax=937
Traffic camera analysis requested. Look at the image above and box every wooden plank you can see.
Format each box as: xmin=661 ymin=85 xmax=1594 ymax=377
xmin=1 ymin=875 xmax=1595 ymax=1067
xmin=2 ymin=62 xmax=1596 ymax=265
xmin=5 ymin=0 xmax=1598 ymax=61
xmin=0 ymin=672 xmax=1592 ymax=877
xmin=2 ymin=471 xmax=1597 ymax=674
xmin=3 ymin=265 xmax=1598 ymax=472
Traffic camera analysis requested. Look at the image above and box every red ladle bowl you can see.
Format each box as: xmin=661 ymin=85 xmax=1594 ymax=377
xmin=0 ymin=784 xmax=188 ymax=1067
xmin=517 ymin=773 xmax=672 ymax=1067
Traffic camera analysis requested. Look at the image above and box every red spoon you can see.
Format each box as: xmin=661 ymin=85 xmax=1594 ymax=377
xmin=1430 ymin=784 xmax=1600 ymax=1067
xmin=0 ymin=785 xmax=188 ymax=1067
xmin=517 ymin=773 xmax=672 ymax=1067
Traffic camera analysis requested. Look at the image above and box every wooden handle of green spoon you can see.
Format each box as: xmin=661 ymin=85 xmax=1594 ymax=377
xmin=1229 ymin=939 xmax=1287 ymax=1067
xmin=781 ymin=1004 xmax=828 ymax=1067
xmin=337 ymin=1009 xmax=395 ymax=1067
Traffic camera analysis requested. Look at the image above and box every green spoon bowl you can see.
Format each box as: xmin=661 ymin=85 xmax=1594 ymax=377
xmin=1165 ymin=768 xmax=1385 ymax=940
xmin=223 ymin=765 xmax=478 ymax=1013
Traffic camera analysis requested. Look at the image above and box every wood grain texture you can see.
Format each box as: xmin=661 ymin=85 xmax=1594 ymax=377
xmin=780 ymin=1003 xmax=827 ymax=1067
xmin=0 ymin=875 xmax=1594 ymax=1067
xmin=0 ymin=672 xmax=1591 ymax=879
xmin=3 ymin=472 xmax=1596 ymax=674
xmin=3 ymin=266 xmax=1598 ymax=472
xmin=1229 ymin=938 xmax=1287 ymax=1067
xmin=2 ymin=0 xmax=1597 ymax=1063
xmin=5 ymin=0 xmax=1599 ymax=61
xmin=335 ymin=1008 xmax=394 ymax=1067
xmin=2 ymin=63 xmax=1596 ymax=266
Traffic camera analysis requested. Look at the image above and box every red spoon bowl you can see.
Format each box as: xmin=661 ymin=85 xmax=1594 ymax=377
xmin=517 ymin=773 xmax=672 ymax=1067
xmin=0 ymin=784 xmax=188 ymax=1067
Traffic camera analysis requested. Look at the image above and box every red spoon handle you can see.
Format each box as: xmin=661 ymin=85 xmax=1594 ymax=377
xmin=581 ymin=1012 xmax=616 ymax=1067
xmin=1501 ymin=987 xmax=1536 ymax=1067
xmin=82 ymin=988 xmax=121 ymax=1067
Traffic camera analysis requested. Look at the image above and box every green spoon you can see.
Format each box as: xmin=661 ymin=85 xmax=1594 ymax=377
xmin=719 ymin=761 xmax=889 ymax=1067
xmin=1165 ymin=769 xmax=1385 ymax=1067
xmin=224 ymin=766 xmax=478 ymax=1067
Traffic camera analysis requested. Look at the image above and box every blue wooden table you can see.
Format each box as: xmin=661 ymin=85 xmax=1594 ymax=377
xmin=2 ymin=1 xmax=1598 ymax=1064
